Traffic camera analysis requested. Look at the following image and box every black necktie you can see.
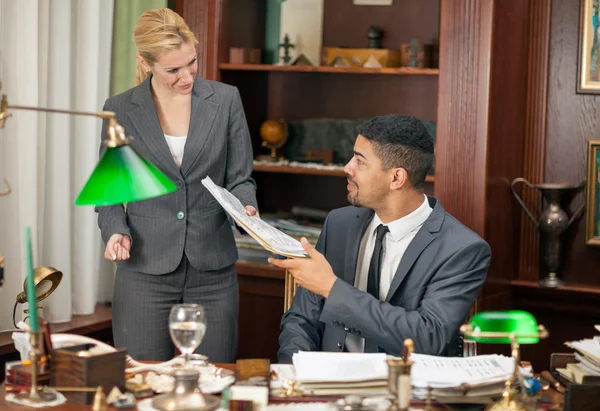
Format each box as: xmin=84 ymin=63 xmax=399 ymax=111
xmin=364 ymin=224 xmax=389 ymax=353
xmin=366 ymin=224 xmax=389 ymax=300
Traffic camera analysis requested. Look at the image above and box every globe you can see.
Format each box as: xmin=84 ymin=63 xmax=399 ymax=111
xmin=258 ymin=120 xmax=287 ymax=161
xmin=260 ymin=120 xmax=287 ymax=147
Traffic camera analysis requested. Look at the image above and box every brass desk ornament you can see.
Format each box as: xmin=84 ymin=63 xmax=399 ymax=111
xmin=386 ymin=338 xmax=414 ymax=411
xmin=511 ymin=178 xmax=585 ymax=288
xmin=11 ymin=331 xmax=58 ymax=404
xmin=152 ymin=368 xmax=220 ymax=411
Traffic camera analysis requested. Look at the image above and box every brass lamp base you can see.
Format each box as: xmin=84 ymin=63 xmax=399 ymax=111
xmin=12 ymin=388 xmax=58 ymax=404
xmin=485 ymin=387 xmax=526 ymax=411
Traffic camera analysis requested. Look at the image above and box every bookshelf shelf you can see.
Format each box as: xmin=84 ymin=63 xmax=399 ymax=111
xmin=220 ymin=63 xmax=439 ymax=76
xmin=253 ymin=163 xmax=435 ymax=182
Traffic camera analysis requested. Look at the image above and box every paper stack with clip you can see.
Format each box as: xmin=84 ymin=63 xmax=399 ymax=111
xmin=292 ymin=352 xmax=390 ymax=396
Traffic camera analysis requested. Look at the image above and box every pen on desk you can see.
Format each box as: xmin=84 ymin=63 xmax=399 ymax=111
xmin=540 ymin=370 xmax=565 ymax=393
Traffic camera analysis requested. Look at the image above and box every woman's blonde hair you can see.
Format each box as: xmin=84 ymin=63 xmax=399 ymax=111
xmin=134 ymin=8 xmax=198 ymax=85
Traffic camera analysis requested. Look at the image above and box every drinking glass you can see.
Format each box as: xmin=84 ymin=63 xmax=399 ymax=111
xmin=169 ymin=304 xmax=207 ymax=367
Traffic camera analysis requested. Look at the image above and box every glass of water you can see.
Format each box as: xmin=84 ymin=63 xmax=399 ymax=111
xmin=169 ymin=304 xmax=207 ymax=367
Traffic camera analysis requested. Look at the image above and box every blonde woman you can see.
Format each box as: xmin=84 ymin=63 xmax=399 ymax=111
xmin=96 ymin=8 xmax=258 ymax=362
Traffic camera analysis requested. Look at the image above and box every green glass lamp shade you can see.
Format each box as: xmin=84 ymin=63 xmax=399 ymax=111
xmin=466 ymin=310 xmax=540 ymax=344
xmin=75 ymin=146 xmax=177 ymax=206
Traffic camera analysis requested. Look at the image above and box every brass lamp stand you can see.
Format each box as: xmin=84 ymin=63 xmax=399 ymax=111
xmin=12 ymin=331 xmax=57 ymax=403
xmin=459 ymin=324 xmax=549 ymax=411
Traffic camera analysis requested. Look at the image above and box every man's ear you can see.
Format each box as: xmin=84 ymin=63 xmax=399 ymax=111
xmin=390 ymin=167 xmax=408 ymax=190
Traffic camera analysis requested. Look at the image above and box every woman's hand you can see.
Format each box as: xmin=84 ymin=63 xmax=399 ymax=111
xmin=104 ymin=234 xmax=131 ymax=261
xmin=244 ymin=205 xmax=259 ymax=217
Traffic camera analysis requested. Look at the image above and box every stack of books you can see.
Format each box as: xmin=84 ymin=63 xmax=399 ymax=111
xmin=559 ymin=326 xmax=600 ymax=384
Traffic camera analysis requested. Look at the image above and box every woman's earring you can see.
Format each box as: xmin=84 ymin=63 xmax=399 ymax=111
xmin=145 ymin=69 xmax=150 ymax=73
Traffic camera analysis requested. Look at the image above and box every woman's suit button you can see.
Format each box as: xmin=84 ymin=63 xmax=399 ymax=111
xmin=337 ymin=342 xmax=342 ymax=349
xmin=176 ymin=211 xmax=185 ymax=220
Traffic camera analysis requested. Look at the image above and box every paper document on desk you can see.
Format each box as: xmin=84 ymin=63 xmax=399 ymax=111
xmin=201 ymin=176 xmax=307 ymax=258
xmin=293 ymin=352 xmax=388 ymax=383
xmin=410 ymin=353 xmax=515 ymax=388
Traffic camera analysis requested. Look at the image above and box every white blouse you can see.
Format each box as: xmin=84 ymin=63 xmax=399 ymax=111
xmin=164 ymin=134 xmax=187 ymax=168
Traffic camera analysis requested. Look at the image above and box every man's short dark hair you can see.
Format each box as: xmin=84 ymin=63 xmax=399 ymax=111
xmin=356 ymin=114 xmax=434 ymax=189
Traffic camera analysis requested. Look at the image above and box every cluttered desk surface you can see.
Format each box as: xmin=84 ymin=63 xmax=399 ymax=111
xmin=0 ymin=361 xmax=565 ymax=411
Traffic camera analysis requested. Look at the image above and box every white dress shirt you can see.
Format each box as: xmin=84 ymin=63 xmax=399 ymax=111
xmin=164 ymin=134 xmax=187 ymax=168
xmin=345 ymin=195 xmax=433 ymax=352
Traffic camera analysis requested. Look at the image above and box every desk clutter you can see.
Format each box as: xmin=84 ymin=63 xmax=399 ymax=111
xmin=4 ymin=322 xmax=570 ymax=410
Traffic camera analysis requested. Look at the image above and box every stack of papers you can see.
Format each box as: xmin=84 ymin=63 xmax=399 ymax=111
xmin=292 ymin=352 xmax=389 ymax=396
xmin=202 ymin=177 xmax=308 ymax=258
xmin=289 ymin=351 xmax=519 ymax=399
xmin=562 ymin=329 xmax=600 ymax=383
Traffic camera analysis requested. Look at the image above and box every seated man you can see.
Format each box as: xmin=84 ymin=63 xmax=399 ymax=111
xmin=271 ymin=114 xmax=491 ymax=363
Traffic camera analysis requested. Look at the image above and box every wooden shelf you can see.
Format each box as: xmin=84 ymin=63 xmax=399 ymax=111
xmin=220 ymin=63 xmax=439 ymax=76
xmin=253 ymin=164 xmax=345 ymax=177
xmin=511 ymin=280 xmax=600 ymax=295
xmin=236 ymin=260 xmax=285 ymax=280
xmin=253 ymin=164 xmax=435 ymax=183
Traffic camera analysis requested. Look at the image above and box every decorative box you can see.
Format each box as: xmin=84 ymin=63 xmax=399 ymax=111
xmin=50 ymin=347 xmax=126 ymax=404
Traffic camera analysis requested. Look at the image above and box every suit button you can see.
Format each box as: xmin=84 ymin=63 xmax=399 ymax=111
xmin=337 ymin=342 xmax=342 ymax=349
xmin=333 ymin=320 xmax=340 ymax=326
xmin=176 ymin=211 xmax=185 ymax=220
xmin=344 ymin=327 xmax=349 ymax=332
xmin=176 ymin=180 xmax=184 ymax=188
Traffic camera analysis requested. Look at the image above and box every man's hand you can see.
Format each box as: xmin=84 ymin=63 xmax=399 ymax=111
xmin=268 ymin=238 xmax=337 ymax=298
xmin=245 ymin=205 xmax=259 ymax=217
xmin=104 ymin=234 xmax=131 ymax=262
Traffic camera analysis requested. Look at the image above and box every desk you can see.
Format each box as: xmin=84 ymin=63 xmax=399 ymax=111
xmin=0 ymin=365 xmax=565 ymax=410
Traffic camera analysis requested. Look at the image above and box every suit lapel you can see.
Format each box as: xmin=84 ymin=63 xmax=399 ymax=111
xmin=384 ymin=228 xmax=434 ymax=302
xmin=180 ymin=78 xmax=217 ymax=176
xmin=343 ymin=209 xmax=374 ymax=286
xmin=385 ymin=196 xmax=444 ymax=302
xmin=127 ymin=77 xmax=179 ymax=176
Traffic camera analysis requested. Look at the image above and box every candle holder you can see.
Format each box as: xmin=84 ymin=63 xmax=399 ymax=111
xmin=12 ymin=331 xmax=57 ymax=403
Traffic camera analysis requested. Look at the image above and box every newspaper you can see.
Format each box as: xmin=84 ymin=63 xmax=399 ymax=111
xmin=201 ymin=176 xmax=308 ymax=258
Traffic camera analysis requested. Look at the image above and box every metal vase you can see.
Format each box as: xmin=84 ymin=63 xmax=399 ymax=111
xmin=511 ymin=178 xmax=585 ymax=288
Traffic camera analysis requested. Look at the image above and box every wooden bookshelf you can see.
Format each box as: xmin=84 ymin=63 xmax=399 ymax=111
xmin=253 ymin=164 xmax=435 ymax=182
xmin=236 ymin=260 xmax=285 ymax=280
xmin=220 ymin=63 xmax=439 ymax=76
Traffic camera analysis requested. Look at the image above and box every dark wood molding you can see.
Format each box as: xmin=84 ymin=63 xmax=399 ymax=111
xmin=435 ymin=0 xmax=492 ymax=236
xmin=518 ymin=0 xmax=552 ymax=283
xmin=177 ymin=0 xmax=223 ymax=81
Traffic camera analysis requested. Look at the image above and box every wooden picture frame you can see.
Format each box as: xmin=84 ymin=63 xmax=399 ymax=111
xmin=578 ymin=0 xmax=600 ymax=93
xmin=585 ymin=140 xmax=600 ymax=245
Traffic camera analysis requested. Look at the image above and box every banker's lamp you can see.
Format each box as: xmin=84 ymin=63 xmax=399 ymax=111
xmin=460 ymin=310 xmax=549 ymax=411
xmin=0 ymin=82 xmax=177 ymax=206
xmin=12 ymin=266 xmax=62 ymax=327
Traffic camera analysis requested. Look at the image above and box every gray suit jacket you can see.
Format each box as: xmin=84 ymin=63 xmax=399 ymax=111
xmin=96 ymin=76 xmax=257 ymax=274
xmin=278 ymin=197 xmax=491 ymax=363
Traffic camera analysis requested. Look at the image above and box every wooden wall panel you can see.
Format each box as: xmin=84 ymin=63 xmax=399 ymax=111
xmin=322 ymin=0 xmax=440 ymax=54
xmin=544 ymin=0 xmax=600 ymax=287
xmin=436 ymin=0 xmax=530 ymax=306
xmin=517 ymin=0 xmax=552 ymax=284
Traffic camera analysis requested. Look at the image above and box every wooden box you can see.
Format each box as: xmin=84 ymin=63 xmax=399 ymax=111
xmin=229 ymin=48 xmax=261 ymax=64
xmin=322 ymin=47 xmax=401 ymax=68
xmin=50 ymin=348 xmax=126 ymax=404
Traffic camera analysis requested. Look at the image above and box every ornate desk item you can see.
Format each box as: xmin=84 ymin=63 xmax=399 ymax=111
xmin=386 ymin=339 xmax=414 ymax=411
xmin=511 ymin=178 xmax=585 ymax=288
xmin=257 ymin=120 xmax=288 ymax=162
xmin=152 ymin=368 xmax=220 ymax=411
